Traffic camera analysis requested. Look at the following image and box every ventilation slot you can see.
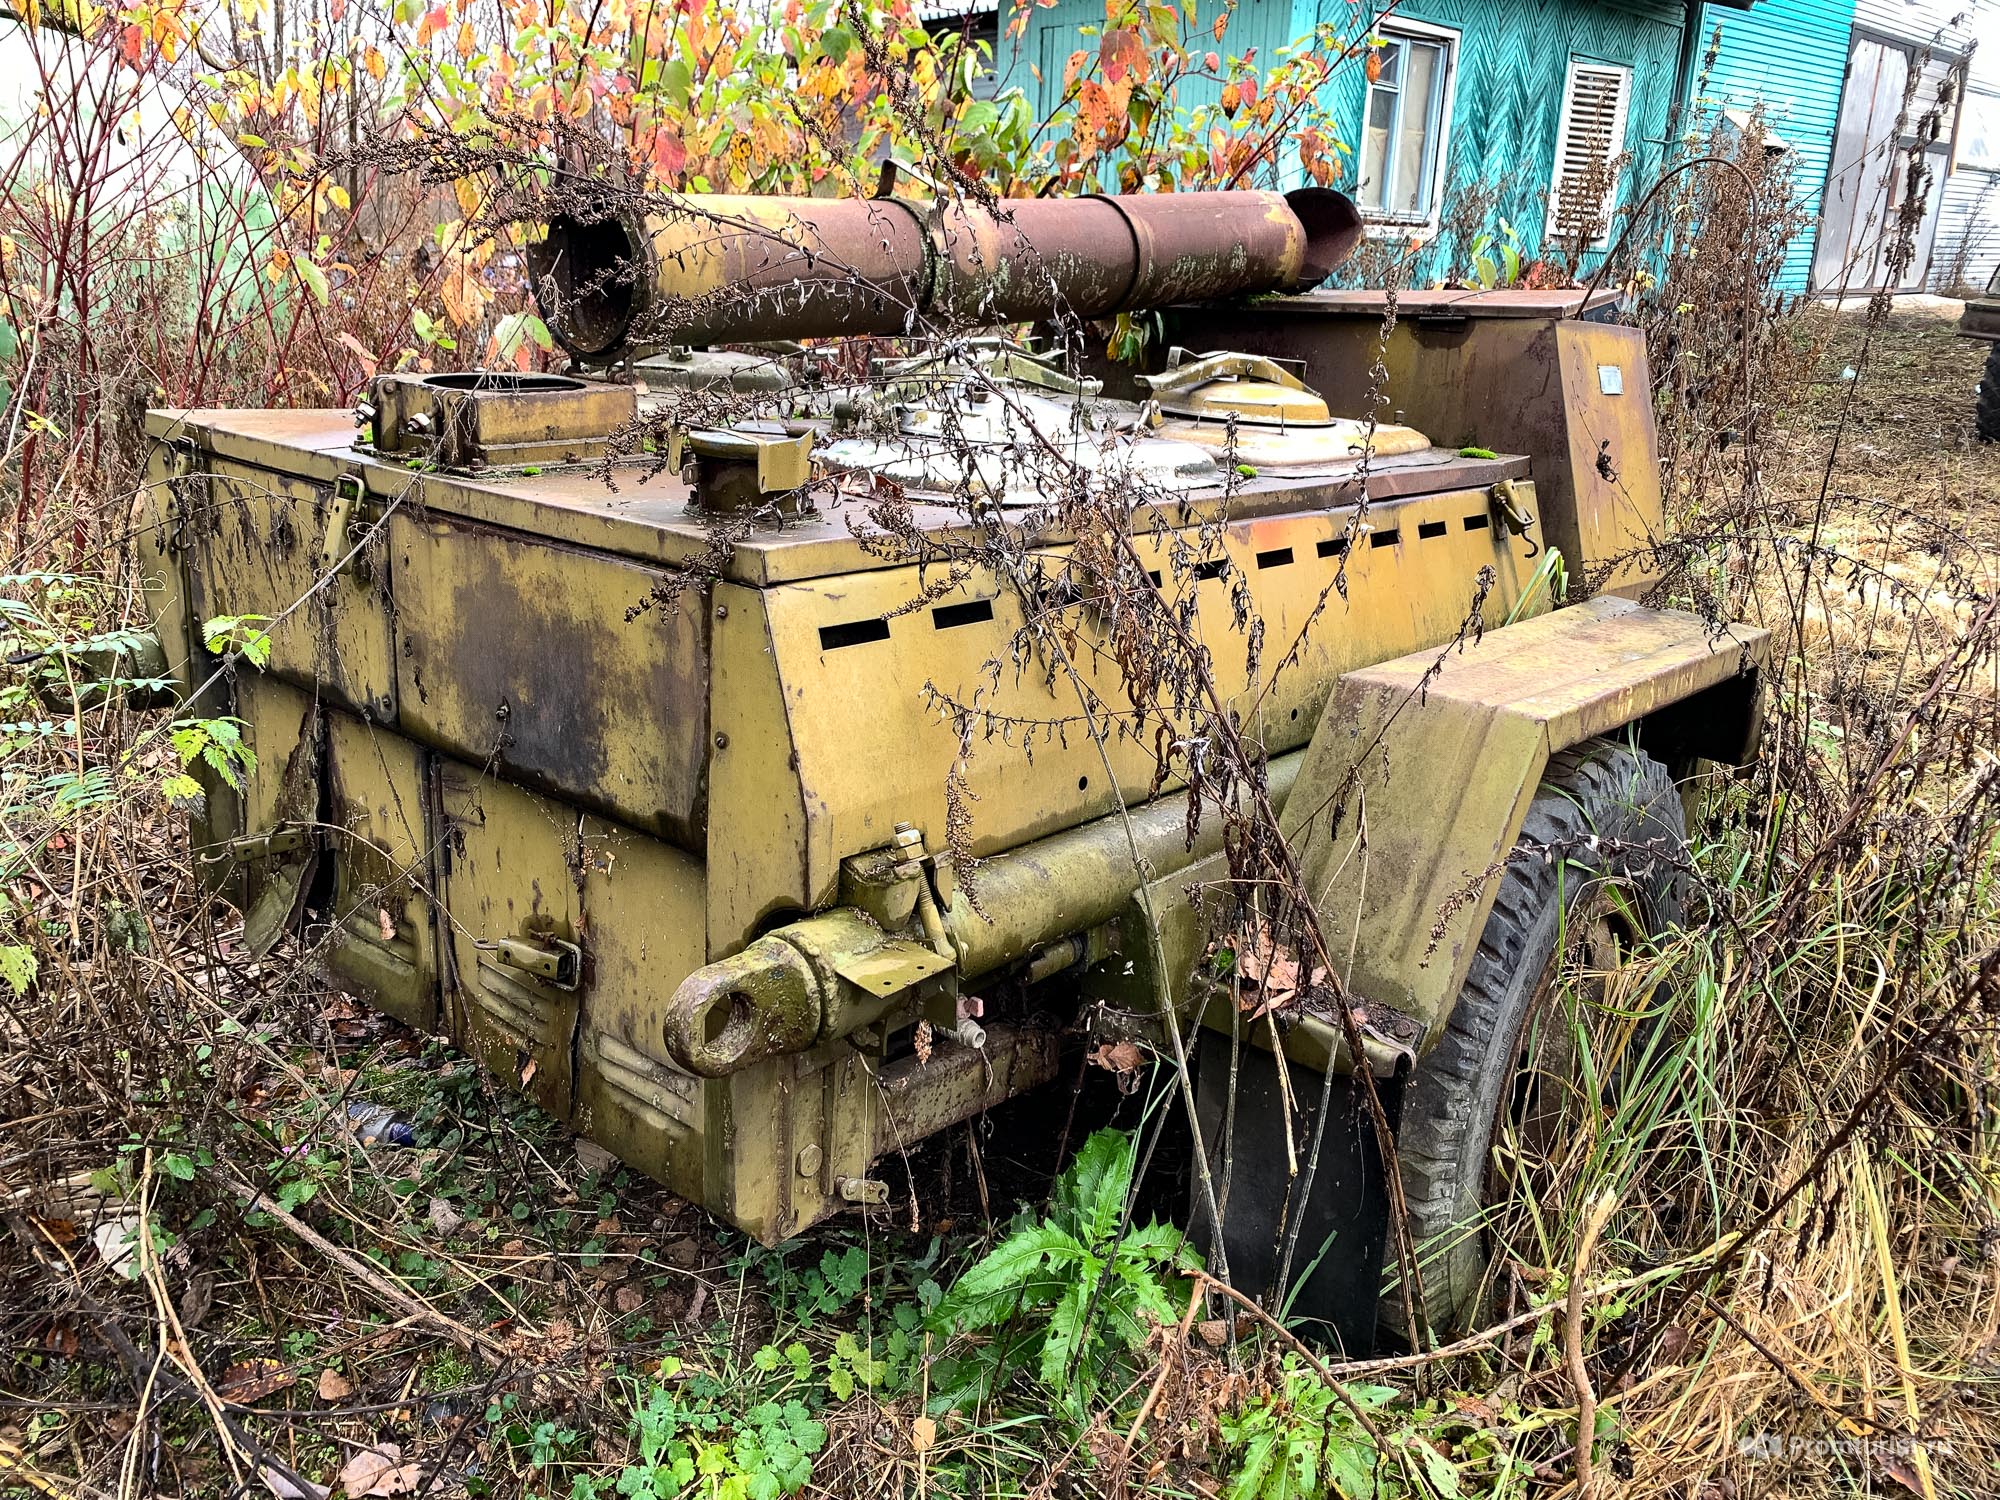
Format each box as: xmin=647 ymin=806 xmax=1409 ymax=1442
xmin=1418 ymin=520 xmax=1448 ymax=540
xmin=933 ymin=599 xmax=994 ymax=630
xmin=819 ymin=618 xmax=891 ymax=650
xmin=1255 ymin=547 xmax=1295 ymax=569
xmin=1369 ymin=528 xmax=1401 ymax=549
xmin=1194 ymin=558 xmax=1230 ymax=582
xmin=1146 ymin=569 xmax=1163 ymax=587
xmin=1317 ymin=537 xmax=1349 ymax=559
xmin=1463 ymin=513 xmax=1491 ymax=531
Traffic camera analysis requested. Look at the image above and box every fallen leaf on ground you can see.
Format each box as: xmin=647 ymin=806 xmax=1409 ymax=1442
xmin=92 ymin=1216 xmax=143 ymax=1279
xmin=334 ymin=1442 xmax=422 ymax=1497
xmin=912 ymin=1415 xmax=937 ymax=1454
xmin=261 ymin=1464 xmax=329 ymax=1500
xmin=613 ymin=1283 xmax=645 ymax=1314
xmin=216 ymin=1358 xmax=295 ymax=1403
xmin=426 ymin=1197 xmax=463 ymax=1236
xmin=28 ymin=1216 xmax=76 ymax=1245
xmin=318 ymin=1368 xmax=354 ymax=1401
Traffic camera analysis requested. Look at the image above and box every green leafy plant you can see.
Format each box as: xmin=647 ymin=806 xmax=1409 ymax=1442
xmin=160 ymin=717 xmax=255 ymax=811
xmin=1220 ymin=1358 xmax=1395 ymax=1498
xmin=929 ymin=1129 xmax=1197 ymax=1419
xmin=200 ymin=613 xmax=274 ymax=669
xmin=1466 ymin=218 xmax=1525 ymax=290
xmin=599 ymin=1361 xmax=828 ymax=1500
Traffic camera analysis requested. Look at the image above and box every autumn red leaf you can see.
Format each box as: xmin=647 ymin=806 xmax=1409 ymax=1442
xmin=1099 ymin=27 xmax=1145 ymax=86
xmin=650 ymin=130 xmax=688 ymax=181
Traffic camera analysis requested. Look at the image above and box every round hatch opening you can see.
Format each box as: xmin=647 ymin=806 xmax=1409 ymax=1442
xmin=421 ymin=373 xmax=588 ymax=393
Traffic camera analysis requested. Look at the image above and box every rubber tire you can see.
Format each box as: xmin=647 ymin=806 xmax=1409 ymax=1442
xmin=1382 ymin=740 xmax=1687 ymax=1341
xmin=1979 ymin=342 xmax=2000 ymax=444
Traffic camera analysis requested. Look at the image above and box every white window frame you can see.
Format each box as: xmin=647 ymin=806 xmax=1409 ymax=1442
xmin=1354 ymin=18 xmax=1460 ymax=239
xmin=1547 ymin=57 xmax=1634 ymax=251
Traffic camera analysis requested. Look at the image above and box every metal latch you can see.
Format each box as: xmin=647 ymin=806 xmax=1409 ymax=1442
xmin=1488 ymin=478 xmax=1539 ymax=556
xmin=209 ymin=825 xmax=306 ymax=863
xmin=478 ymin=935 xmax=583 ymax=991
xmin=673 ymin=426 xmax=814 ymax=514
xmin=321 ymin=474 xmax=363 ymax=571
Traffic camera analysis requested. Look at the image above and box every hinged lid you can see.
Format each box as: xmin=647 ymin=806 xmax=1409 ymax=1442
xmin=365 ymin=372 xmax=636 ymax=469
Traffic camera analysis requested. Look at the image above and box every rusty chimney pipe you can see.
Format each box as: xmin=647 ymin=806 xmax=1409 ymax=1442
xmin=528 ymin=189 xmax=1362 ymax=358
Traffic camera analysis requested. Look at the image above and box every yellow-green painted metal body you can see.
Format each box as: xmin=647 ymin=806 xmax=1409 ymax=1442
xmin=138 ymin=320 xmax=1762 ymax=1245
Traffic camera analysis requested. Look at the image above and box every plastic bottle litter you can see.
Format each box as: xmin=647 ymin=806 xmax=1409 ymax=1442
xmin=344 ymin=1101 xmax=417 ymax=1147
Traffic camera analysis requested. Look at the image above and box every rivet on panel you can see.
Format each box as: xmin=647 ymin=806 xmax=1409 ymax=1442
xmin=714 ymin=732 xmax=729 ymax=750
xmin=796 ymin=1144 xmax=822 ymax=1177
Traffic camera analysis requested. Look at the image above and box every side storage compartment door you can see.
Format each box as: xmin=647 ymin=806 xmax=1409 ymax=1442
xmin=228 ymin=677 xmax=323 ymax=939
xmin=323 ymin=713 xmax=439 ymax=1032
xmin=572 ymin=839 xmax=709 ymax=1202
xmin=437 ymin=761 xmax=709 ymax=1148
xmin=182 ymin=461 xmax=397 ymax=717
xmin=388 ymin=511 xmax=709 ymax=846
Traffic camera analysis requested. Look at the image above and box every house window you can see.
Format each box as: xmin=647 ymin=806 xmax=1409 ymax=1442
xmin=1356 ymin=23 xmax=1457 ymax=229
xmin=1548 ymin=59 xmax=1633 ymax=250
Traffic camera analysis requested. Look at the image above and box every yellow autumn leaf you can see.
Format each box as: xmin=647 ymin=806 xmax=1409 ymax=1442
xmin=363 ymin=45 xmax=386 ymax=82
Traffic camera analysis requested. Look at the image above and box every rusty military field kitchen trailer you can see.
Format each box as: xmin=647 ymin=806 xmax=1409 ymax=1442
xmin=140 ymin=188 xmax=1767 ymax=1351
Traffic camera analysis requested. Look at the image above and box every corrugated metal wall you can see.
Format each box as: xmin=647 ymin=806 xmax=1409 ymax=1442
xmin=1685 ymin=0 xmax=1854 ymax=294
xmin=1849 ymin=0 xmax=1976 ymax=52
xmin=1013 ymin=0 xmax=1687 ymax=280
xmin=1927 ymin=0 xmax=1999 ymax=294
xmin=1936 ymin=169 xmax=2000 ymax=292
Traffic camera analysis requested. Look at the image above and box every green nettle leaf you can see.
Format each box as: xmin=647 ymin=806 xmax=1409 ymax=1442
xmin=161 ymin=773 xmax=205 ymax=810
xmin=0 ymin=944 xmax=36 ymax=998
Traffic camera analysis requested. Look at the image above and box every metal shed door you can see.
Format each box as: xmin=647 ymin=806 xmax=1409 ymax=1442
xmin=1814 ymin=32 xmax=1961 ymax=294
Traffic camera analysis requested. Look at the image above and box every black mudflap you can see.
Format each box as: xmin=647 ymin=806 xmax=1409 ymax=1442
xmin=1191 ymin=1030 xmax=1403 ymax=1355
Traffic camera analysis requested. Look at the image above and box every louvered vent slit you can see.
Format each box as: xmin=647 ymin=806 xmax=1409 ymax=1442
xmin=933 ymin=599 xmax=994 ymax=630
xmin=820 ymin=618 xmax=891 ymax=650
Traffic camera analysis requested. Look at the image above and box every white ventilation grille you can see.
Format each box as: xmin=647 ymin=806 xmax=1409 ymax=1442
xmin=1548 ymin=60 xmax=1633 ymax=250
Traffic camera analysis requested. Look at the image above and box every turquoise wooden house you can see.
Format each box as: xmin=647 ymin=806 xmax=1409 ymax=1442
xmin=1009 ymin=0 xmax=1700 ymax=280
xmin=996 ymin=0 xmax=1999 ymax=296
